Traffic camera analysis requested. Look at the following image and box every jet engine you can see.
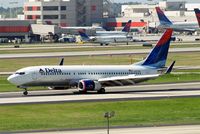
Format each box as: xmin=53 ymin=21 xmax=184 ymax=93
xmin=78 ymin=79 xmax=102 ymax=92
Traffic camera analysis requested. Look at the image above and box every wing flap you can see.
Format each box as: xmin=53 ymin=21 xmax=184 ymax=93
xmin=98 ymin=74 xmax=160 ymax=87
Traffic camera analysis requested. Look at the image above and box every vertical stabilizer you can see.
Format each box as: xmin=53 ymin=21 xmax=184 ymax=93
xmin=78 ymin=30 xmax=90 ymax=41
xmin=155 ymin=7 xmax=172 ymax=25
xmin=194 ymin=8 xmax=200 ymax=27
xmin=135 ymin=29 xmax=173 ymax=68
xmin=122 ymin=20 xmax=132 ymax=32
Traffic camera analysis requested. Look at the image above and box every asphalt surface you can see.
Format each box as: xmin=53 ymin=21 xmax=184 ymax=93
xmin=1 ymin=47 xmax=200 ymax=59
xmin=21 ymin=125 xmax=200 ymax=134
xmin=1 ymin=82 xmax=200 ymax=105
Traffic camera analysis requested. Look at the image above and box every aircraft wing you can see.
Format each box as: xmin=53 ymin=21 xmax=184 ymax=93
xmin=98 ymin=74 xmax=160 ymax=87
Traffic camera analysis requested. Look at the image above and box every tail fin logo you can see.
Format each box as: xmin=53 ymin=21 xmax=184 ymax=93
xmin=122 ymin=20 xmax=132 ymax=32
xmin=156 ymin=29 xmax=173 ymax=46
xmin=194 ymin=8 xmax=200 ymax=27
xmin=139 ymin=29 xmax=173 ymax=68
xmin=78 ymin=29 xmax=90 ymax=41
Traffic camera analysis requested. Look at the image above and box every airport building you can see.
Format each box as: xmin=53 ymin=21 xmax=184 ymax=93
xmin=0 ymin=20 xmax=36 ymax=41
xmin=120 ymin=1 xmax=200 ymax=31
xmin=24 ymin=0 xmax=103 ymax=26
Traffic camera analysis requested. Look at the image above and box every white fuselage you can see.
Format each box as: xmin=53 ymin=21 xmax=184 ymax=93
xmin=7 ymin=65 xmax=158 ymax=88
xmin=96 ymin=31 xmax=128 ymax=36
xmin=159 ymin=21 xmax=199 ymax=32
xmin=94 ymin=35 xmax=132 ymax=44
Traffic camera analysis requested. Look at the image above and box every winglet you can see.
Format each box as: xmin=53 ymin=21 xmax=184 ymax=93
xmin=122 ymin=20 xmax=132 ymax=32
xmin=59 ymin=58 xmax=64 ymax=66
xmin=165 ymin=61 xmax=176 ymax=74
xmin=194 ymin=8 xmax=200 ymax=27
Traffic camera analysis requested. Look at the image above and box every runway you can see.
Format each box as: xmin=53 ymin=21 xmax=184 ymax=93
xmin=1 ymin=82 xmax=200 ymax=105
xmin=1 ymin=47 xmax=200 ymax=59
xmin=22 ymin=125 xmax=200 ymax=134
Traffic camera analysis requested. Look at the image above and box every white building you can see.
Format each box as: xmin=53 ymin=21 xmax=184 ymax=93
xmin=24 ymin=0 xmax=103 ymax=26
xmin=185 ymin=3 xmax=200 ymax=11
xmin=121 ymin=1 xmax=198 ymax=25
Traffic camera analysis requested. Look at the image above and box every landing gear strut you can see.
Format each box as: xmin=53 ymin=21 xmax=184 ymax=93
xmin=23 ymin=89 xmax=28 ymax=96
xmin=97 ymin=88 xmax=105 ymax=94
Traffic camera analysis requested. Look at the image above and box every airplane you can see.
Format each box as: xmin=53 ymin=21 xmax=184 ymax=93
xmin=95 ymin=20 xmax=132 ymax=36
xmin=156 ymin=7 xmax=199 ymax=32
xmin=60 ymin=26 xmax=104 ymax=31
xmin=194 ymin=8 xmax=200 ymax=28
xmin=7 ymin=29 xmax=174 ymax=96
xmin=78 ymin=30 xmax=132 ymax=46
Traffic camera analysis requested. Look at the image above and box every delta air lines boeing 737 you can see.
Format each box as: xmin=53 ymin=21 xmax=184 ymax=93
xmin=7 ymin=29 xmax=174 ymax=95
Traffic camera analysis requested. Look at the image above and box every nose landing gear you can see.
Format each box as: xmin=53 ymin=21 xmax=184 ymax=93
xmin=17 ymin=86 xmax=28 ymax=96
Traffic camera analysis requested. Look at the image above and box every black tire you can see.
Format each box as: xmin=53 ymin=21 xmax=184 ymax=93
xmin=79 ymin=90 xmax=87 ymax=94
xmin=23 ymin=91 xmax=28 ymax=96
xmin=97 ymin=88 xmax=105 ymax=94
xmin=100 ymin=43 xmax=103 ymax=46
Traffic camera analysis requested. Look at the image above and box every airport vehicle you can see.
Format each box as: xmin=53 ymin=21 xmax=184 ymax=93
xmin=79 ymin=30 xmax=132 ymax=45
xmin=156 ymin=7 xmax=199 ymax=32
xmin=194 ymin=8 xmax=200 ymax=28
xmin=7 ymin=29 xmax=174 ymax=95
xmin=95 ymin=20 xmax=132 ymax=36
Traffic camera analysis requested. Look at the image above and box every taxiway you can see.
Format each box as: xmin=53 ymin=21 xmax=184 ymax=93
xmin=1 ymin=47 xmax=200 ymax=59
xmin=22 ymin=125 xmax=200 ymax=134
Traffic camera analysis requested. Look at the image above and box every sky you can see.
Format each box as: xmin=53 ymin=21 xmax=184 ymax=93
xmin=0 ymin=0 xmax=200 ymax=8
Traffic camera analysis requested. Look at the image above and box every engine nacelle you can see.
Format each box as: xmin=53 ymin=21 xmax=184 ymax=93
xmin=78 ymin=79 xmax=102 ymax=91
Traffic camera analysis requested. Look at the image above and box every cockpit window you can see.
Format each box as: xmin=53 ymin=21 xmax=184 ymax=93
xmin=16 ymin=72 xmax=25 ymax=75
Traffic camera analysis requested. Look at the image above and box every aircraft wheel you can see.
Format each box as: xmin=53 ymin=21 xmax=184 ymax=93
xmin=23 ymin=90 xmax=28 ymax=96
xmin=100 ymin=43 xmax=103 ymax=46
xmin=79 ymin=90 xmax=87 ymax=94
xmin=97 ymin=88 xmax=105 ymax=94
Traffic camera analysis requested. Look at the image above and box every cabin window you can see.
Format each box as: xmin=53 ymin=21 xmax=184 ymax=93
xmin=16 ymin=72 xmax=25 ymax=75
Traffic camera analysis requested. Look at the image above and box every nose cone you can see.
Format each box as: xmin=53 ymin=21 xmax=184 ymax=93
xmin=7 ymin=75 xmax=19 ymax=85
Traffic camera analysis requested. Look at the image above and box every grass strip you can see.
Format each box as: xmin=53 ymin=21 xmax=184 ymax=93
xmin=1 ymin=52 xmax=200 ymax=72
xmin=0 ymin=43 xmax=200 ymax=54
xmin=1 ymin=98 xmax=200 ymax=132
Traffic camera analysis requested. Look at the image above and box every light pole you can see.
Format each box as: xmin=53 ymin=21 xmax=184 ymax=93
xmin=104 ymin=111 xmax=115 ymax=134
xmin=9 ymin=1 xmax=18 ymax=18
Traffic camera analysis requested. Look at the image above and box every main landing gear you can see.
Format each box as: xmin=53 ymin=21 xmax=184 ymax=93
xmin=97 ymin=88 xmax=105 ymax=94
xmin=23 ymin=88 xmax=28 ymax=96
